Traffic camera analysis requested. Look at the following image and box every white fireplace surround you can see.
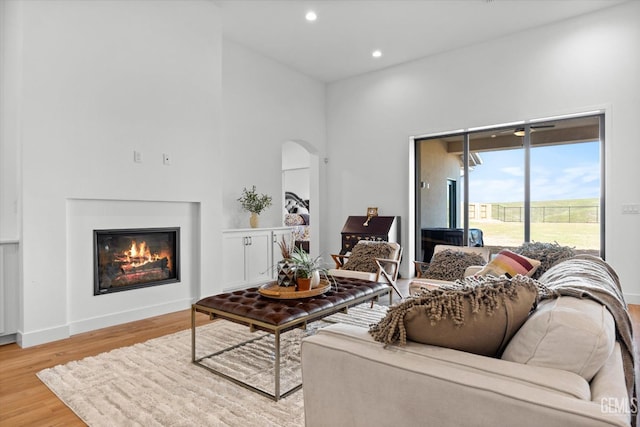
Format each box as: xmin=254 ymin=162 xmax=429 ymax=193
xmin=66 ymin=199 xmax=200 ymax=336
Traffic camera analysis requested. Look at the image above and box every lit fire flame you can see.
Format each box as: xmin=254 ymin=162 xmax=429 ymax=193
xmin=124 ymin=240 xmax=161 ymax=267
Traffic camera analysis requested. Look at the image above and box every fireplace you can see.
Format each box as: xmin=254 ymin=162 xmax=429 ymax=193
xmin=94 ymin=227 xmax=180 ymax=295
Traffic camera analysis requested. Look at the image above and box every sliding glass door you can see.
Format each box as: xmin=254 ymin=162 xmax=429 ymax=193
xmin=415 ymin=114 xmax=604 ymax=263
xmin=529 ymin=116 xmax=602 ymax=252
xmin=466 ymin=128 xmax=526 ymax=249
xmin=415 ymin=135 xmax=465 ymax=262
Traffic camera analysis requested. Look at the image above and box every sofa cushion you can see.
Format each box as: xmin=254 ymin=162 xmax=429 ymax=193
xmin=512 ymin=241 xmax=575 ymax=279
xmin=327 ymin=268 xmax=377 ymax=282
xmin=501 ymin=296 xmax=616 ymax=381
xmin=432 ymin=244 xmax=491 ymax=263
xmin=422 ymin=249 xmax=487 ymax=282
xmin=370 ymin=275 xmax=538 ymax=357
xmin=477 ymin=249 xmax=541 ymax=278
xmin=342 ymin=242 xmax=393 ymax=273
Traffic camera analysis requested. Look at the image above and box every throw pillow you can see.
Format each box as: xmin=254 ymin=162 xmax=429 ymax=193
xmin=512 ymin=241 xmax=575 ymax=279
xmin=369 ymin=275 xmax=539 ymax=357
xmin=501 ymin=296 xmax=615 ymax=381
xmin=477 ymin=249 xmax=541 ymax=278
xmin=422 ymin=250 xmax=487 ymax=282
xmin=284 ymin=213 xmax=305 ymax=226
xmin=342 ymin=242 xmax=393 ymax=273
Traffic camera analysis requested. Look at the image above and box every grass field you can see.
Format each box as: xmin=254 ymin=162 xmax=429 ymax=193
xmin=469 ymin=220 xmax=600 ymax=250
xmin=469 ymin=197 xmax=601 ymax=250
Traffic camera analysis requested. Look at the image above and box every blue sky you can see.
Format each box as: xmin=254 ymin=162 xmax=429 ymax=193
xmin=468 ymin=141 xmax=600 ymax=203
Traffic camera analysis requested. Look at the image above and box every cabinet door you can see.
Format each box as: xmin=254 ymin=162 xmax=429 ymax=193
xmin=221 ymin=232 xmax=248 ymax=290
xmin=245 ymin=231 xmax=272 ymax=284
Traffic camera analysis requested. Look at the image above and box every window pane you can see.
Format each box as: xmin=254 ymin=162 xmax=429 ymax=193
xmin=468 ymin=129 xmax=525 ymax=251
xmin=416 ymin=136 xmax=464 ymax=261
xmin=530 ymin=116 xmax=601 ymax=255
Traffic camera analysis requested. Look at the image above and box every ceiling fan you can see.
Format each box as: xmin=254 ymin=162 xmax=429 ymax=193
xmin=496 ymin=124 xmax=555 ymax=137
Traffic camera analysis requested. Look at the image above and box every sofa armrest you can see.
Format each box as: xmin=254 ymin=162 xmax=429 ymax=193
xmin=464 ymin=265 xmax=484 ymax=276
xmin=591 ymin=343 xmax=631 ymax=417
xmin=302 ymin=324 xmax=630 ymax=427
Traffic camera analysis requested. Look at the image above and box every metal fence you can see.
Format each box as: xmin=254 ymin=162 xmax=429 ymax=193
xmin=490 ymin=205 xmax=599 ymax=223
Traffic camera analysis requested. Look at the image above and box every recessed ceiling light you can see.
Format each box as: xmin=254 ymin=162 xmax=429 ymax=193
xmin=372 ymin=50 xmax=382 ymax=58
xmin=305 ymin=11 xmax=317 ymax=21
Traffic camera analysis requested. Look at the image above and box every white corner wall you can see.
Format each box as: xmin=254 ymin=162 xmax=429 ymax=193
xmin=326 ymin=1 xmax=640 ymax=300
xmin=221 ymin=40 xmax=326 ymax=235
xmin=0 ymin=1 xmax=20 ymax=242
xmin=66 ymin=199 xmax=200 ymax=335
xmin=9 ymin=0 xmax=223 ymax=346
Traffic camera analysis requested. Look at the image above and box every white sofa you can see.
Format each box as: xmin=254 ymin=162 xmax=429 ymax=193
xmin=301 ymin=294 xmax=632 ymax=427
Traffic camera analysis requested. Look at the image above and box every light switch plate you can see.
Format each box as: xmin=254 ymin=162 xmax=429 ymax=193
xmin=163 ymin=153 xmax=171 ymax=166
xmin=622 ymin=204 xmax=640 ymax=214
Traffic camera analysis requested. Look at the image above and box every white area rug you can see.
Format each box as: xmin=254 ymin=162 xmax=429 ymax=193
xmin=37 ymin=304 xmax=387 ymax=427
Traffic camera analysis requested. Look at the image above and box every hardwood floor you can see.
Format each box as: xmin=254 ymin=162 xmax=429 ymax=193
xmin=0 ymin=310 xmax=210 ymax=426
xmin=1 ymin=285 xmax=639 ymax=427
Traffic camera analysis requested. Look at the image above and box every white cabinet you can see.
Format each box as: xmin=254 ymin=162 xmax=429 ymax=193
xmin=222 ymin=228 xmax=292 ymax=291
xmin=0 ymin=241 xmax=19 ymax=344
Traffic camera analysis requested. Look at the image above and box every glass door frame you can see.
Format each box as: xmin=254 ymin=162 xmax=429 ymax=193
xmin=411 ymin=112 xmax=606 ymax=268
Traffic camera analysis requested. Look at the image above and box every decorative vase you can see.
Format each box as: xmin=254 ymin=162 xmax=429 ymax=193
xmin=277 ymin=260 xmax=295 ymax=287
xmin=297 ymin=277 xmax=312 ymax=292
xmin=249 ymin=212 xmax=259 ymax=228
xmin=310 ymin=270 xmax=321 ymax=288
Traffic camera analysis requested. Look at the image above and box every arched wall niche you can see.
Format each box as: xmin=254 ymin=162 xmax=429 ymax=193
xmin=282 ymin=140 xmax=320 ymax=257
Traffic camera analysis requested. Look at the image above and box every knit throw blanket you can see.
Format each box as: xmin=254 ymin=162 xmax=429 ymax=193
xmin=539 ymin=255 xmax=636 ymax=425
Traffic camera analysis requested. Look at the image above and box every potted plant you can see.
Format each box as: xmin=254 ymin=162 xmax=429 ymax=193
xmin=290 ymin=246 xmax=329 ymax=291
xmin=276 ymin=235 xmax=296 ymax=287
xmin=237 ymin=185 xmax=272 ymax=228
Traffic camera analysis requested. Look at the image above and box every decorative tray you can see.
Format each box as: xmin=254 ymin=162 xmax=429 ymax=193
xmin=258 ymin=279 xmax=331 ymax=299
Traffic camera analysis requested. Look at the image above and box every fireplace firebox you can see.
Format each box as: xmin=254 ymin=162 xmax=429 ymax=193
xmin=93 ymin=227 xmax=180 ymax=295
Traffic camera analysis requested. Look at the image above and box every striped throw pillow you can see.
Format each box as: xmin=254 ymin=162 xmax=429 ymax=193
xmin=477 ymin=250 xmax=540 ymax=278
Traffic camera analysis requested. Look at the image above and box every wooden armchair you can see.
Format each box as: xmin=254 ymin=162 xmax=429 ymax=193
xmin=410 ymin=244 xmax=492 ymax=295
xmin=329 ymin=241 xmax=403 ymax=298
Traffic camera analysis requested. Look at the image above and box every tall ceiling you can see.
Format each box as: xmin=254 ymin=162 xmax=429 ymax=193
xmin=213 ymin=0 xmax=627 ymax=82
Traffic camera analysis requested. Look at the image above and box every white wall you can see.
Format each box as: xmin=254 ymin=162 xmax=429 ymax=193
xmin=283 ymin=169 xmax=310 ymax=202
xmin=283 ymin=140 xmax=311 ymax=203
xmin=0 ymin=0 xmax=22 ymax=343
xmin=66 ymin=199 xmax=200 ymax=335
xmin=283 ymin=140 xmax=311 ymax=170
xmin=0 ymin=1 xmax=20 ymax=242
xmin=326 ymin=1 xmax=640 ymax=300
xmin=3 ymin=0 xmax=223 ymax=346
xmin=221 ymin=40 xmax=326 ymax=233
xmin=419 ymin=139 xmax=460 ymax=228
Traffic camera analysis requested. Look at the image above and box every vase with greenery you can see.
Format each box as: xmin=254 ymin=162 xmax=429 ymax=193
xmin=290 ymin=246 xmax=329 ymax=291
xmin=237 ymin=185 xmax=272 ymax=228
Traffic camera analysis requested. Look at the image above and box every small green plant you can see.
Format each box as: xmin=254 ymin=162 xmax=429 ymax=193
xmin=237 ymin=185 xmax=272 ymax=215
xmin=290 ymin=246 xmax=327 ymax=279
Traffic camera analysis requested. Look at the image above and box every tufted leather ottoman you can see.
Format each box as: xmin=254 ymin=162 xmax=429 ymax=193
xmin=191 ymin=276 xmax=391 ymax=401
xmin=194 ymin=277 xmax=389 ymax=329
